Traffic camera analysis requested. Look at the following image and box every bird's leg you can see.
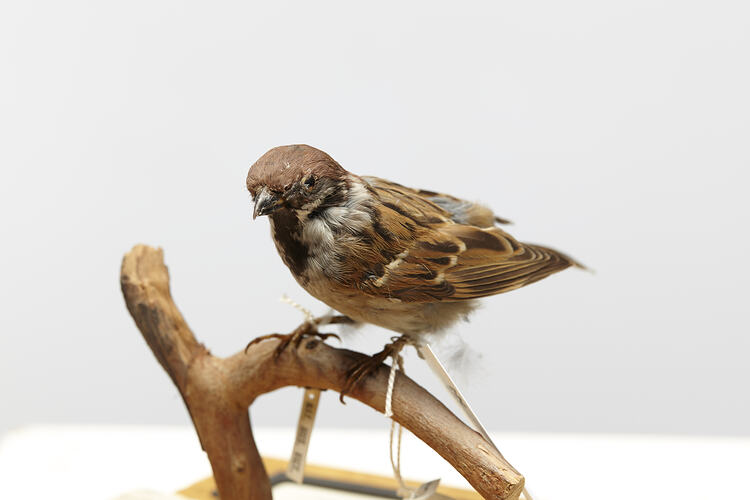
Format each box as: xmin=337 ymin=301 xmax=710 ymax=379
xmin=245 ymin=316 xmax=343 ymax=359
xmin=340 ymin=336 xmax=409 ymax=403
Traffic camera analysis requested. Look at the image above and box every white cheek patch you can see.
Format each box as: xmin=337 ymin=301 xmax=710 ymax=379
xmin=321 ymin=179 xmax=372 ymax=232
xmin=299 ymin=179 xmax=373 ymax=236
xmin=296 ymin=177 xmax=374 ymax=280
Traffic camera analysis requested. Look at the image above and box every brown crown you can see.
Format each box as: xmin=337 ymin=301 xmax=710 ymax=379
xmin=246 ymin=144 xmax=347 ymax=194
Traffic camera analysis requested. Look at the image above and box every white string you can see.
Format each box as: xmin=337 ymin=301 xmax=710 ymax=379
xmin=390 ymin=419 xmax=413 ymax=498
xmin=280 ymin=294 xmax=314 ymax=323
xmin=384 ymin=340 xmax=406 ymax=418
xmin=384 ymin=356 xmax=399 ymax=418
xmin=386 ymin=340 xmax=528 ymax=500
xmin=384 ymin=344 xmax=414 ymax=499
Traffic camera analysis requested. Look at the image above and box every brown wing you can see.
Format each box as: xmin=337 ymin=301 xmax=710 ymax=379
xmin=362 ymin=176 xmax=510 ymax=227
xmin=359 ymin=177 xmax=579 ymax=302
xmin=439 ymin=226 xmax=580 ymax=299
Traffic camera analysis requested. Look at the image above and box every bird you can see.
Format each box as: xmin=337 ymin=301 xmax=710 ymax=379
xmin=246 ymin=144 xmax=582 ymax=393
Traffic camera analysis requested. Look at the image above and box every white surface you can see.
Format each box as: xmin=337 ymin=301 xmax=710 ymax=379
xmin=273 ymin=483 xmax=384 ymax=500
xmin=0 ymin=426 xmax=749 ymax=500
xmin=113 ymin=492 xmax=191 ymax=500
xmin=1 ymin=0 xmax=749 ymax=437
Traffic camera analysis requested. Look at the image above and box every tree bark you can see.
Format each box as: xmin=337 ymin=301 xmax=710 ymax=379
xmin=120 ymin=244 xmax=524 ymax=500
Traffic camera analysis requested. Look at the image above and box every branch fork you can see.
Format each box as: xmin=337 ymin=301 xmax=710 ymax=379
xmin=120 ymin=244 xmax=524 ymax=500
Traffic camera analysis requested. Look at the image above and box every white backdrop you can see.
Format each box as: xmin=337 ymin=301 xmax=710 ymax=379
xmin=1 ymin=0 xmax=748 ymax=437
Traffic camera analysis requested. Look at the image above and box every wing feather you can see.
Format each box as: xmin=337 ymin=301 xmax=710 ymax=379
xmin=357 ymin=176 xmax=579 ymax=303
xmin=363 ymin=176 xmax=510 ymax=226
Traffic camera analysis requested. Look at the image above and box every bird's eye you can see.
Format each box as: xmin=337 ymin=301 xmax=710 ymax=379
xmin=303 ymin=176 xmax=316 ymax=188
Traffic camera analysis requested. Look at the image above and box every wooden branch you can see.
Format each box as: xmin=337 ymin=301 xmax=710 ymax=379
xmin=120 ymin=244 xmax=525 ymax=500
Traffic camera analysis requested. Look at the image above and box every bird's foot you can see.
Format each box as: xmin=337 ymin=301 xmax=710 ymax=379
xmin=340 ymin=336 xmax=409 ymax=403
xmin=245 ymin=317 xmax=342 ymax=359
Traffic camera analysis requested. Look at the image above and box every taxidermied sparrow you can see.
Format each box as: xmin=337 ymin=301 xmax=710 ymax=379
xmin=247 ymin=145 xmax=581 ymax=342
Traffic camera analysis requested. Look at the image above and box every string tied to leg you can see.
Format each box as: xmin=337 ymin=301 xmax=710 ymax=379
xmin=384 ymin=339 xmax=445 ymax=500
xmin=280 ymin=293 xmax=315 ymax=324
xmin=384 ymin=340 xmax=410 ymax=497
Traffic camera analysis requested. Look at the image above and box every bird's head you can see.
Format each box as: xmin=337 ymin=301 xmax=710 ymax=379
xmin=246 ymin=145 xmax=349 ymax=220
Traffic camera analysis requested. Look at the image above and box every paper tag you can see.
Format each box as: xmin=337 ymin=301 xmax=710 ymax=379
xmin=416 ymin=344 xmax=499 ymax=453
xmin=286 ymin=388 xmax=321 ymax=483
xmin=408 ymin=478 xmax=441 ymax=500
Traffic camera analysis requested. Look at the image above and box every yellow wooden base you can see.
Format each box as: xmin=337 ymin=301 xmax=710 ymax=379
xmin=178 ymin=457 xmax=480 ymax=499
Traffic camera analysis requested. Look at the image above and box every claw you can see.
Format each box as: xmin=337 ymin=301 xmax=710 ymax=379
xmin=339 ymin=336 xmax=408 ymax=403
xmin=245 ymin=317 xmax=342 ymax=358
xmin=245 ymin=333 xmax=284 ymax=353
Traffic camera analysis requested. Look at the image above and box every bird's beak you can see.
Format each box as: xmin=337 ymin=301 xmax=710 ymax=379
xmin=253 ymin=187 xmax=283 ymax=219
